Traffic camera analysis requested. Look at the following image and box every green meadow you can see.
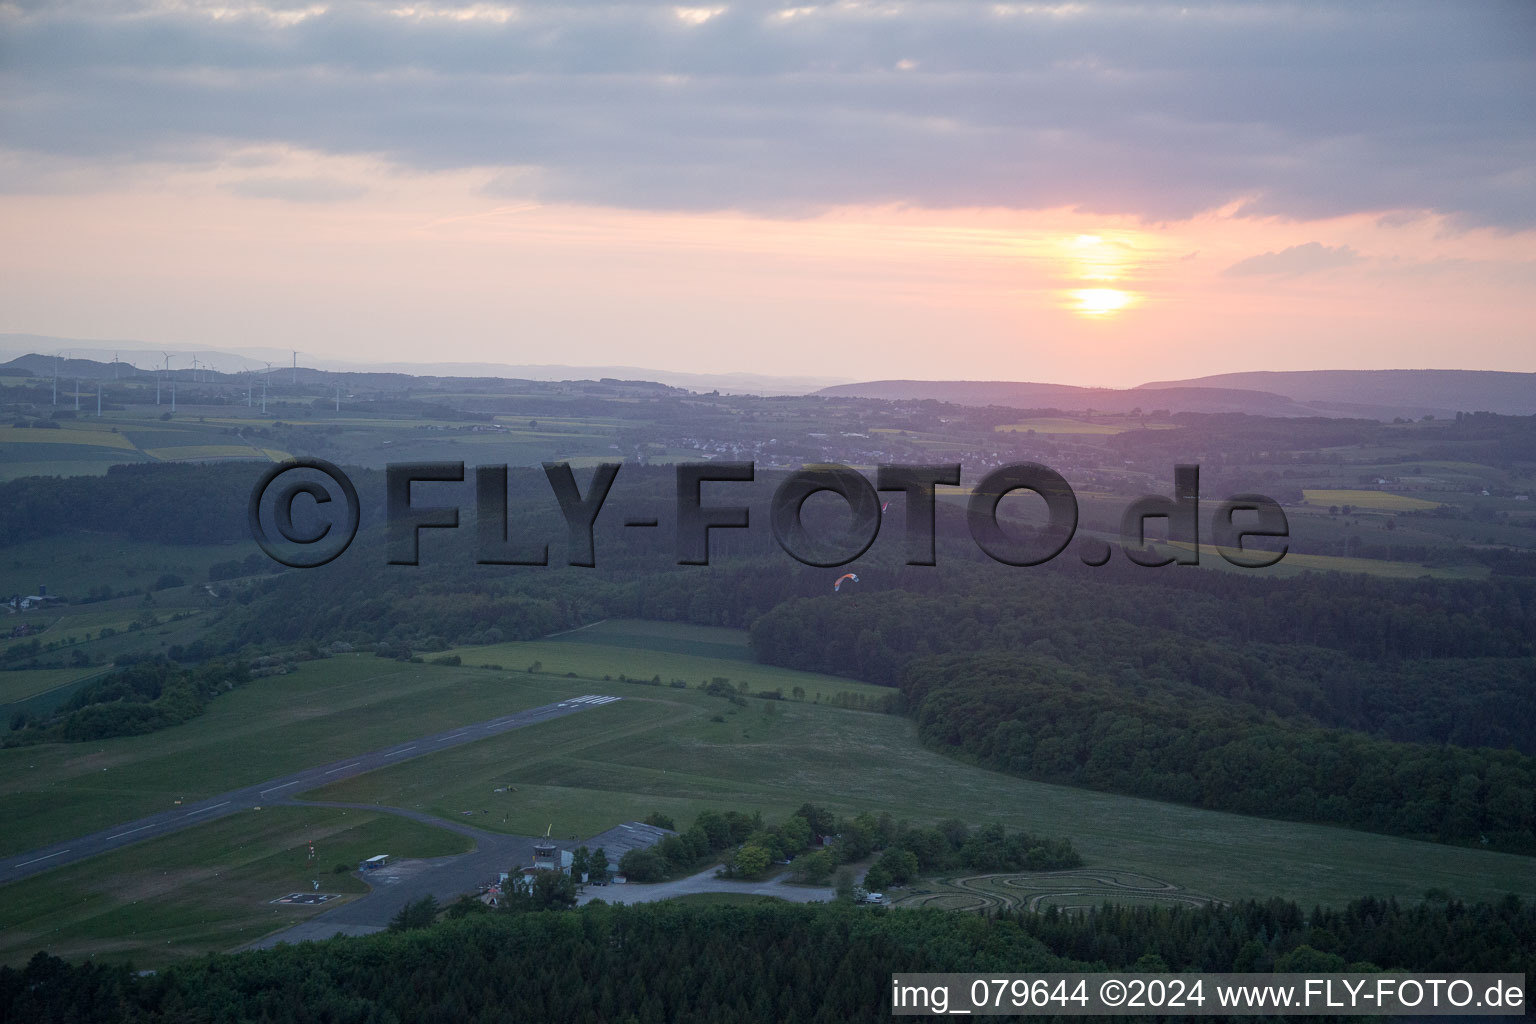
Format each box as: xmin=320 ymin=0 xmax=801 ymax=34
xmin=0 ymin=805 xmax=469 ymax=968
xmin=307 ymin=622 xmax=1536 ymax=907
xmin=1 ymin=619 xmax=1533 ymax=969
xmin=0 ymin=656 xmax=599 ymax=856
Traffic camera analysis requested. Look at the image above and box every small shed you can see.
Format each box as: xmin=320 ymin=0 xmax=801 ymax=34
xmin=361 ymin=854 xmax=389 ymax=871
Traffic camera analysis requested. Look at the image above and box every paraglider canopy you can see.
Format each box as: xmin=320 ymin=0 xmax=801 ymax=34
xmin=833 ymin=573 xmax=860 ymax=591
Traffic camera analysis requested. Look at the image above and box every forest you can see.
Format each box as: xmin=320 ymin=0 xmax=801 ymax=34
xmin=613 ymin=806 xmax=1083 ymax=887
xmin=2 ymin=894 xmax=1531 ymax=1023
xmin=4 ymin=656 xmax=253 ymax=745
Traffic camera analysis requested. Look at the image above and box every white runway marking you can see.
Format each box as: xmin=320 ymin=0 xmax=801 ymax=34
xmin=105 ymin=824 xmax=155 ymax=841
xmin=16 ymin=850 xmax=69 ymax=867
xmin=261 ymin=781 xmax=301 ymax=795
xmin=323 ymin=763 xmax=361 ymax=775
xmin=186 ymin=801 xmax=230 ymax=816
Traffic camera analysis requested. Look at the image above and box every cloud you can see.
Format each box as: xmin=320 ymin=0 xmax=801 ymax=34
xmin=0 ymin=0 xmax=1533 ymax=227
xmin=1223 ymin=242 xmax=1362 ymax=278
xmin=222 ymin=175 xmax=367 ymax=202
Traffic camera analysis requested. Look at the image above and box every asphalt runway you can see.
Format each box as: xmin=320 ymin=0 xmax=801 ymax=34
xmin=0 ymin=694 xmax=622 ymax=886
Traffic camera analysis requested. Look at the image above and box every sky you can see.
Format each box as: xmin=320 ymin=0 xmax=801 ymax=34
xmin=0 ymin=0 xmax=1533 ymax=388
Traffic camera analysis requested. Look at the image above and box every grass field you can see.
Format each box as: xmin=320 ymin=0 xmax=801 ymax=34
xmin=0 ymin=426 xmax=137 ymax=451
xmin=3 ymin=620 xmax=1534 ymax=970
xmin=1303 ymin=489 xmax=1442 ymax=511
xmin=0 ymin=805 xmax=470 ymax=968
xmin=0 ymin=536 xmax=260 ymax=607
xmin=0 ymin=666 xmax=107 ymax=705
xmin=995 ymin=418 xmax=1176 ymax=435
xmin=140 ymin=444 xmax=280 ymax=461
xmin=448 ymin=622 xmax=898 ymax=694
xmin=892 ymin=869 xmax=1220 ymax=914
xmin=305 ymin=621 xmax=1536 ymax=908
xmin=0 ymin=656 xmax=603 ymax=857
xmin=1163 ymin=541 xmax=1487 ymax=580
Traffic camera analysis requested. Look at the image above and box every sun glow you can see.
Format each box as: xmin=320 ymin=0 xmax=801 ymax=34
xmin=1061 ymin=233 xmax=1140 ymax=317
xmin=1071 ymin=287 xmax=1133 ymax=316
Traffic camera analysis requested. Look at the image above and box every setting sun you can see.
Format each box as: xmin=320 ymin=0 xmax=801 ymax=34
xmin=1071 ymin=287 xmax=1134 ymax=317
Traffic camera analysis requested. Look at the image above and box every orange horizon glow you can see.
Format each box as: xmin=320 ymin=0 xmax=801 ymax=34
xmin=0 ymin=148 xmax=1532 ymax=387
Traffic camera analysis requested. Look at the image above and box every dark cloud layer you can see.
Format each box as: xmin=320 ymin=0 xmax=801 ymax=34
xmin=2 ymin=0 xmax=1532 ymax=225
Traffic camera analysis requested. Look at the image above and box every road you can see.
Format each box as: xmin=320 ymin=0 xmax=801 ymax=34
xmin=247 ymin=835 xmax=839 ymax=951
xmin=241 ymin=805 xmax=547 ymax=950
xmin=577 ymin=866 xmax=837 ymax=907
xmin=0 ymin=694 xmax=622 ymax=885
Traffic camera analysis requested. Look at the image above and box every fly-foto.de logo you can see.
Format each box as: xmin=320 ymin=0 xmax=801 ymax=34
xmin=249 ymin=460 xmax=1287 ymax=571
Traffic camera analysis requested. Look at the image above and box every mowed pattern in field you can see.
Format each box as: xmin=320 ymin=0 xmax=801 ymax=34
xmin=894 ymin=869 xmax=1221 ymax=914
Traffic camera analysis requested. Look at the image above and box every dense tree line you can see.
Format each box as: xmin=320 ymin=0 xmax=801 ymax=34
xmin=895 ymin=652 xmax=1536 ymax=852
xmin=1013 ymin=892 xmax=1535 ymax=976
xmin=3 ymin=656 xmax=251 ymax=746
xmin=0 ymin=463 xmax=261 ymax=547
xmin=747 ymin=579 xmax=1536 ymax=754
xmin=614 ymin=805 xmax=1083 ymax=887
xmin=3 ymin=894 xmax=1531 ymax=1023
xmin=788 ymin=807 xmax=1082 ymax=889
xmin=618 ymin=808 xmax=766 ymax=882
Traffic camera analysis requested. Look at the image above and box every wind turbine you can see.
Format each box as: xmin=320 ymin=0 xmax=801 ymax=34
xmin=292 ymin=350 xmax=299 ymax=385
xmin=52 ymin=353 xmax=59 ymax=405
xmin=262 ymin=361 xmax=272 ymax=414
xmin=158 ymin=351 xmax=171 ymax=405
xmin=74 ymin=378 xmax=81 ymax=412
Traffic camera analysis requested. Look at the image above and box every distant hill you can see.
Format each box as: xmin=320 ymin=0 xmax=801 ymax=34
xmin=0 ymin=334 xmax=847 ymax=396
xmin=1137 ymin=370 xmax=1536 ymax=418
xmin=818 ymin=369 xmax=1536 ymax=419
xmin=815 ymin=380 xmax=1319 ymax=416
xmin=1 ymin=353 xmax=145 ymax=379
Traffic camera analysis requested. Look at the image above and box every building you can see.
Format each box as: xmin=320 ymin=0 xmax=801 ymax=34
xmin=10 ymin=584 xmax=63 ymax=611
xmin=531 ymin=842 xmax=575 ymax=875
